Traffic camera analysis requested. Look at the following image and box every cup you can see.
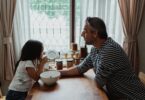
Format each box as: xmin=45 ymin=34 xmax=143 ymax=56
xmin=74 ymin=58 xmax=80 ymax=65
xmin=80 ymin=46 xmax=87 ymax=58
xmin=73 ymin=52 xmax=80 ymax=59
xmin=64 ymin=53 xmax=68 ymax=59
xmin=56 ymin=59 xmax=63 ymax=70
xmin=67 ymin=59 xmax=74 ymax=68
xmin=71 ymin=43 xmax=78 ymax=51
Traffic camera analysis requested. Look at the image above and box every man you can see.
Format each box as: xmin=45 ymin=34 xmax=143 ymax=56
xmin=60 ymin=17 xmax=145 ymax=99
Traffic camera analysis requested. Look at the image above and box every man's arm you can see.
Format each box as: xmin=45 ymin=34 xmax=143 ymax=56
xmin=59 ymin=66 xmax=81 ymax=77
xmin=60 ymin=52 xmax=94 ymax=77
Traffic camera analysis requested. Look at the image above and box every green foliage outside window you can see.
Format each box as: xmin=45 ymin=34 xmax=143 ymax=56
xmin=29 ymin=0 xmax=70 ymax=19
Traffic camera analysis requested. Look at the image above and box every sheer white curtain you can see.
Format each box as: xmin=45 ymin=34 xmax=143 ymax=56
xmin=13 ymin=0 xmax=71 ymax=59
xmin=13 ymin=0 xmax=31 ymax=60
xmin=76 ymin=0 xmax=124 ymax=51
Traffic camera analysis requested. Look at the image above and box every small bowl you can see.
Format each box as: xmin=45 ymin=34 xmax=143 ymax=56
xmin=40 ymin=70 xmax=60 ymax=85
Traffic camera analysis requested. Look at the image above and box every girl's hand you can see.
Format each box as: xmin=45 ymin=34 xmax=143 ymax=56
xmin=40 ymin=56 xmax=48 ymax=66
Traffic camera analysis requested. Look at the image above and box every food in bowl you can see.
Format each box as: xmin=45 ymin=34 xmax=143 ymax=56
xmin=40 ymin=70 xmax=60 ymax=85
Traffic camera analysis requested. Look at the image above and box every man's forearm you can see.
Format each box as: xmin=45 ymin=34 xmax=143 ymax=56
xmin=59 ymin=66 xmax=81 ymax=77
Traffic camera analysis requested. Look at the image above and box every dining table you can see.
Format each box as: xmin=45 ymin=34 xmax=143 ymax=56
xmin=26 ymin=69 xmax=108 ymax=100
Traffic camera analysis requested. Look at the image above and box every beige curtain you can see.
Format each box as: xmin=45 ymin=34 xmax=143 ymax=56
xmin=0 ymin=0 xmax=16 ymax=80
xmin=118 ymin=0 xmax=145 ymax=74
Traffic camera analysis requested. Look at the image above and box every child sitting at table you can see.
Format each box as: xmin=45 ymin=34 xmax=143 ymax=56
xmin=6 ymin=40 xmax=48 ymax=100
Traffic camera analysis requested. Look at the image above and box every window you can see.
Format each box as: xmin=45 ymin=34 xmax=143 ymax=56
xmin=29 ymin=0 xmax=71 ymax=52
xmin=13 ymin=0 xmax=123 ymax=60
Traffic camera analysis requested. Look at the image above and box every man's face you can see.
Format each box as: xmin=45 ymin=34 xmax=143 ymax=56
xmin=81 ymin=23 xmax=97 ymax=45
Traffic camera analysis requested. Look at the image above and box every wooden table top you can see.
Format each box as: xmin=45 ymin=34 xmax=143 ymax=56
xmin=27 ymin=70 xmax=108 ymax=100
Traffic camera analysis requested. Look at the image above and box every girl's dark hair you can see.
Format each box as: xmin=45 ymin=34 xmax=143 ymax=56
xmin=15 ymin=40 xmax=43 ymax=72
xmin=20 ymin=40 xmax=43 ymax=61
xmin=86 ymin=17 xmax=108 ymax=39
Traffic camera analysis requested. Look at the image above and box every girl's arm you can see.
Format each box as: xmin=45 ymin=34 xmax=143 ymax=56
xmin=26 ymin=57 xmax=48 ymax=81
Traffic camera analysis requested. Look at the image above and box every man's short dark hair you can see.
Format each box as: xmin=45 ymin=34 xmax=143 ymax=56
xmin=86 ymin=17 xmax=108 ymax=39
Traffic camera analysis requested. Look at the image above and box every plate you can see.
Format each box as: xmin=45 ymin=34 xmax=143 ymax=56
xmin=47 ymin=50 xmax=59 ymax=60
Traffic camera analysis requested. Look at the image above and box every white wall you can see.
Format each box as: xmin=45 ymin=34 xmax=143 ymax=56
xmin=138 ymin=9 xmax=145 ymax=73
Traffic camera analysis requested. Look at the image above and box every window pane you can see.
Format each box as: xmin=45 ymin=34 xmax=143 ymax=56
xmin=75 ymin=0 xmax=124 ymax=48
xmin=29 ymin=0 xmax=70 ymax=52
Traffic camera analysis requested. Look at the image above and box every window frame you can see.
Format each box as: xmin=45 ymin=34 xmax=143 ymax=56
xmin=70 ymin=0 xmax=75 ymax=43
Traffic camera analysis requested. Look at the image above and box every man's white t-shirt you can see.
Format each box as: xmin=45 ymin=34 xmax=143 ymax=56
xmin=9 ymin=60 xmax=36 ymax=92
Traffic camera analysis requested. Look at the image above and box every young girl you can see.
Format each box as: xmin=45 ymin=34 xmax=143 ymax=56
xmin=6 ymin=40 xmax=48 ymax=100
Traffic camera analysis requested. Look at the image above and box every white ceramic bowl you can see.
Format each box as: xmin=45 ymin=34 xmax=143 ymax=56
xmin=40 ymin=70 xmax=60 ymax=85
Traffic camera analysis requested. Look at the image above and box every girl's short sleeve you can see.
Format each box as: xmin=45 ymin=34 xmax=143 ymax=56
xmin=25 ymin=60 xmax=35 ymax=68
